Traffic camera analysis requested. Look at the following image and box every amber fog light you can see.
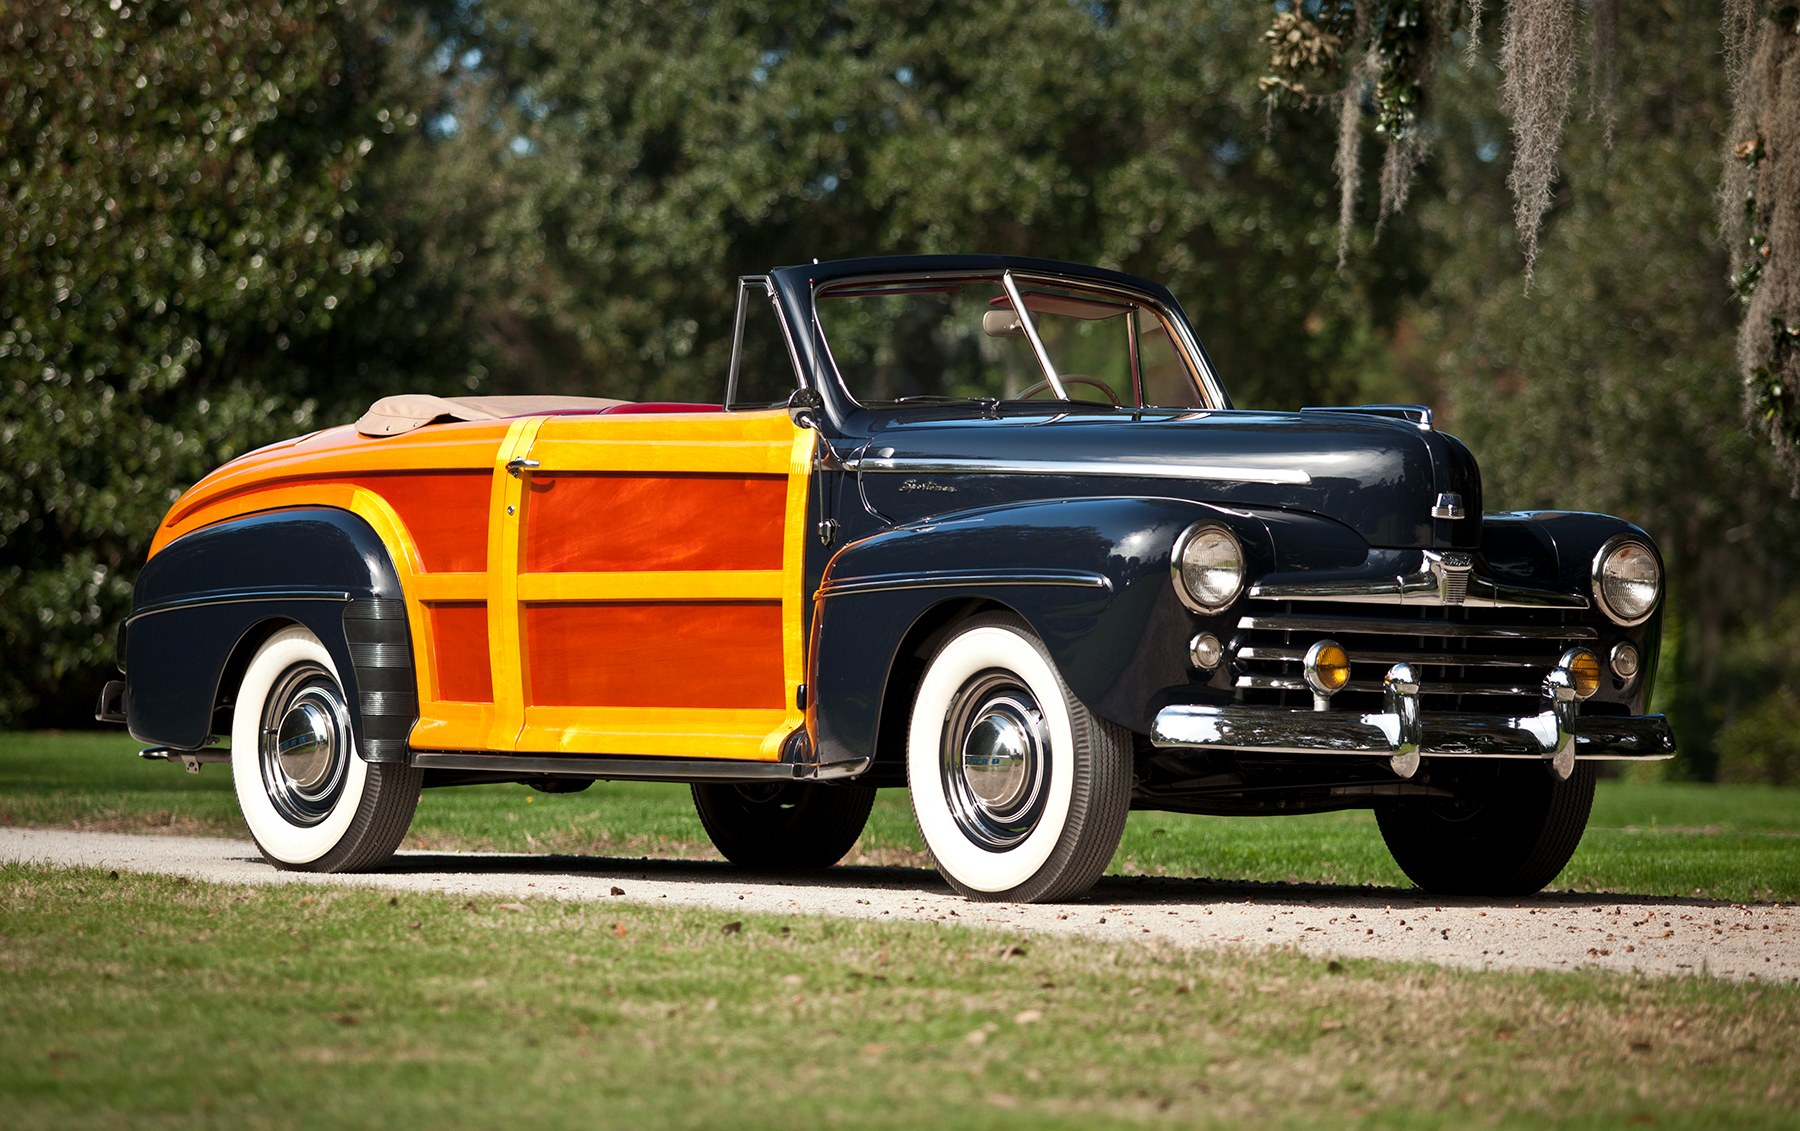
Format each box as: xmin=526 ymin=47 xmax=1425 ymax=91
xmin=1303 ymin=640 xmax=1350 ymax=697
xmin=1560 ymin=648 xmax=1602 ymax=700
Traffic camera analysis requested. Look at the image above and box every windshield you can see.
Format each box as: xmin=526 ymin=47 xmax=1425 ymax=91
xmin=814 ymin=275 xmax=1208 ymax=409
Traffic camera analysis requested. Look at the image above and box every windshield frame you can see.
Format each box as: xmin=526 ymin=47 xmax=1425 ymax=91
xmin=807 ymin=266 xmax=1226 ymax=414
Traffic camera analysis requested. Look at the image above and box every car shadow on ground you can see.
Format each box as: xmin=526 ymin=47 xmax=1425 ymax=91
xmin=356 ymin=850 xmax=1774 ymax=911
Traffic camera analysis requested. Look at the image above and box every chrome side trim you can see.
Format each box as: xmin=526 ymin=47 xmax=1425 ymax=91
xmin=1300 ymin=403 xmax=1434 ymax=430
xmin=817 ymin=569 xmax=1112 ymax=600
xmin=126 ymin=589 xmax=355 ymax=624
xmin=411 ymin=751 xmax=874 ymax=783
xmin=851 ymin=454 xmax=1311 ymax=486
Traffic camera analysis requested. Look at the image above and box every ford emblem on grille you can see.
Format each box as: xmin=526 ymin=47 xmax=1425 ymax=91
xmin=1428 ymin=551 xmax=1473 ymax=606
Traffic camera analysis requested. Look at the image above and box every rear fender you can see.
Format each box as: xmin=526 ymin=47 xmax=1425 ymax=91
xmin=124 ymin=508 xmax=417 ymax=761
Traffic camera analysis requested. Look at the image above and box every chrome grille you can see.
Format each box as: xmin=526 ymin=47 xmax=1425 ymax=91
xmin=1230 ymin=602 xmax=1596 ymax=713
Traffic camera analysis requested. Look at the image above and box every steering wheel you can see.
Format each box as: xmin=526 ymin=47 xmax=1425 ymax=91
xmin=1014 ymin=375 xmax=1121 ymax=405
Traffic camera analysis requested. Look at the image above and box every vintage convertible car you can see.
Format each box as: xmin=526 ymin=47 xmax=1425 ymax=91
xmin=98 ymin=254 xmax=1675 ymax=902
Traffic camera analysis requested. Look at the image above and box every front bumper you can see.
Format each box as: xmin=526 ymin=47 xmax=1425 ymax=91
xmin=1150 ymin=662 xmax=1675 ymax=780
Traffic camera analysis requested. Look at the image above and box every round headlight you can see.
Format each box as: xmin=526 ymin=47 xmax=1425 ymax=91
xmin=1592 ymin=538 xmax=1661 ymax=626
xmin=1172 ymin=524 xmax=1245 ymax=613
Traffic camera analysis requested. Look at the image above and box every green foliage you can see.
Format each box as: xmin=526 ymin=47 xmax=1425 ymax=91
xmin=0 ymin=0 xmax=493 ymax=724
xmin=450 ymin=0 xmax=1424 ymax=410
xmin=1403 ymin=2 xmax=1800 ymax=777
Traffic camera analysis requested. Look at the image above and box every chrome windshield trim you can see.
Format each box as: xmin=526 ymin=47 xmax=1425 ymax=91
xmin=817 ymin=569 xmax=1112 ymax=600
xmin=849 ymin=455 xmax=1311 ymax=486
xmin=1001 ymin=269 xmax=1068 ymax=401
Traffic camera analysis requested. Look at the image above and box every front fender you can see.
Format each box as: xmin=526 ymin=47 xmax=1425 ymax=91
xmin=124 ymin=507 xmax=416 ymax=760
xmin=810 ymin=496 xmax=1266 ymax=766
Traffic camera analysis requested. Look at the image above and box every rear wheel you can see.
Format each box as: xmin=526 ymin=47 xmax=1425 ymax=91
xmin=907 ymin=612 xmax=1131 ymax=902
xmin=1377 ymin=762 xmax=1596 ymax=896
xmin=692 ymin=781 xmax=876 ymax=870
xmin=231 ymin=626 xmax=421 ymax=872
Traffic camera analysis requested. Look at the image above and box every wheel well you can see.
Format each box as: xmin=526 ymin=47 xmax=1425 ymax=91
xmin=866 ymin=597 xmax=1011 ymax=786
xmin=208 ymin=618 xmax=299 ymax=738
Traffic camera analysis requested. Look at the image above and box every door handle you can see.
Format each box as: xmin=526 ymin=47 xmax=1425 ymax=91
xmin=506 ymin=458 xmax=540 ymax=478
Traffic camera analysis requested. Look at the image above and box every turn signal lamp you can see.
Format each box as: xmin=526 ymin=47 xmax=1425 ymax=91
xmin=1561 ymin=648 xmax=1602 ymax=700
xmin=1303 ymin=640 xmax=1351 ymax=696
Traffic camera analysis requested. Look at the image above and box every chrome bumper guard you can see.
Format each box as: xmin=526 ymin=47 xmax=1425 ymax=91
xmin=1150 ymin=662 xmax=1676 ymax=781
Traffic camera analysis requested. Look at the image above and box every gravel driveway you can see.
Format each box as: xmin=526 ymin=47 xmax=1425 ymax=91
xmin=5 ymin=827 xmax=1793 ymax=983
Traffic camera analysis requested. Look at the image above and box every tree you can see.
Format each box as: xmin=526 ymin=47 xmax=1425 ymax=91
xmin=1262 ymin=0 xmax=1800 ymax=486
xmin=0 ymin=0 xmax=494 ymax=724
xmin=1353 ymin=1 xmax=1800 ymax=777
xmin=443 ymin=0 xmax=1428 ymax=410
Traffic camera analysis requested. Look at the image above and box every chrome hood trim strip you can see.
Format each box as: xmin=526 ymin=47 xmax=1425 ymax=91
xmin=850 ymin=454 xmax=1311 ymax=486
xmin=1250 ymin=552 xmax=1590 ymax=611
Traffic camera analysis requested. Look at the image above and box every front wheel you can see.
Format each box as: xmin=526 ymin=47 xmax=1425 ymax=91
xmin=231 ymin=626 xmax=421 ymax=872
xmin=1377 ymin=762 xmax=1597 ymax=896
xmin=692 ymin=780 xmax=876 ymax=870
xmin=907 ymin=613 xmax=1132 ymax=902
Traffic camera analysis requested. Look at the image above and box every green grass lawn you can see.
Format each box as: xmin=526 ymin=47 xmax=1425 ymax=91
xmin=4 ymin=731 xmax=1796 ymax=903
xmin=1 ymin=863 xmax=1794 ymax=1131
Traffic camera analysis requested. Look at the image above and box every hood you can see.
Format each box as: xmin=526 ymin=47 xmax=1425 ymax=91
xmin=853 ymin=408 xmax=1482 ymax=550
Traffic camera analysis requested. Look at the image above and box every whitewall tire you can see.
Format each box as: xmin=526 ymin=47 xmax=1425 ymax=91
xmin=907 ymin=612 xmax=1132 ymax=902
xmin=231 ymin=626 xmax=421 ymax=871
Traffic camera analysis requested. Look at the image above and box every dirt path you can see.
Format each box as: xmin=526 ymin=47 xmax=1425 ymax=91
xmin=4 ymin=827 xmax=1793 ymax=983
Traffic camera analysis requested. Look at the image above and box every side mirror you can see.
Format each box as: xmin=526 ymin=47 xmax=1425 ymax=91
xmin=787 ymin=386 xmax=823 ymax=430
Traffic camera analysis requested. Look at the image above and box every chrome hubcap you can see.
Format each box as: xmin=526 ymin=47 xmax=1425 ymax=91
xmin=259 ymin=664 xmax=352 ymax=827
xmin=940 ymin=672 xmax=1051 ymax=851
xmin=276 ymin=700 xmax=336 ymax=790
xmin=961 ymin=706 xmax=1035 ymax=809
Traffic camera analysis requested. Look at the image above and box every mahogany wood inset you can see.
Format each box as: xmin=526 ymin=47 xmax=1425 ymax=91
xmin=429 ymin=602 xmax=494 ymax=702
xmin=524 ymin=601 xmax=785 ymax=710
xmin=351 ymin=472 xmax=491 ymax=573
xmin=522 ymin=473 xmax=786 ymax=574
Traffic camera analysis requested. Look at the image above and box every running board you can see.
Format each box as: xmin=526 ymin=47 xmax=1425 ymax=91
xmin=409 ymin=751 xmax=873 ymax=784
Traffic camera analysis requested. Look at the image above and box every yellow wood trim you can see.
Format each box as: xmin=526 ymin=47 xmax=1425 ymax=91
xmin=517 ymin=706 xmax=792 ymax=759
xmin=779 ymin=424 xmax=815 ymax=754
xmin=524 ymin=439 xmax=792 ymax=476
xmin=485 ymin=417 xmax=545 ymax=750
xmin=412 ymin=574 xmax=488 ymax=602
xmin=515 ymin=569 xmax=784 ymax=603
xmin=410 ymin=702 xmax=501 ymax=751
xmin=336 ymin=487 xmax=437 ymax=723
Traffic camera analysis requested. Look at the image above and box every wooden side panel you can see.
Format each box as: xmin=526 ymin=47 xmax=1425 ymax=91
xmin=507 ymin=411 xmax=812 ymax=760
xmin=524 ymin=602 xmax=784 ymax=709
xmin=363 ymin=472 xmax=491 ymax=573
xmin=428 ymin=603 xmax=494 ymax=702
xmin=523 ymin=473 xmax=786 ymax=574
